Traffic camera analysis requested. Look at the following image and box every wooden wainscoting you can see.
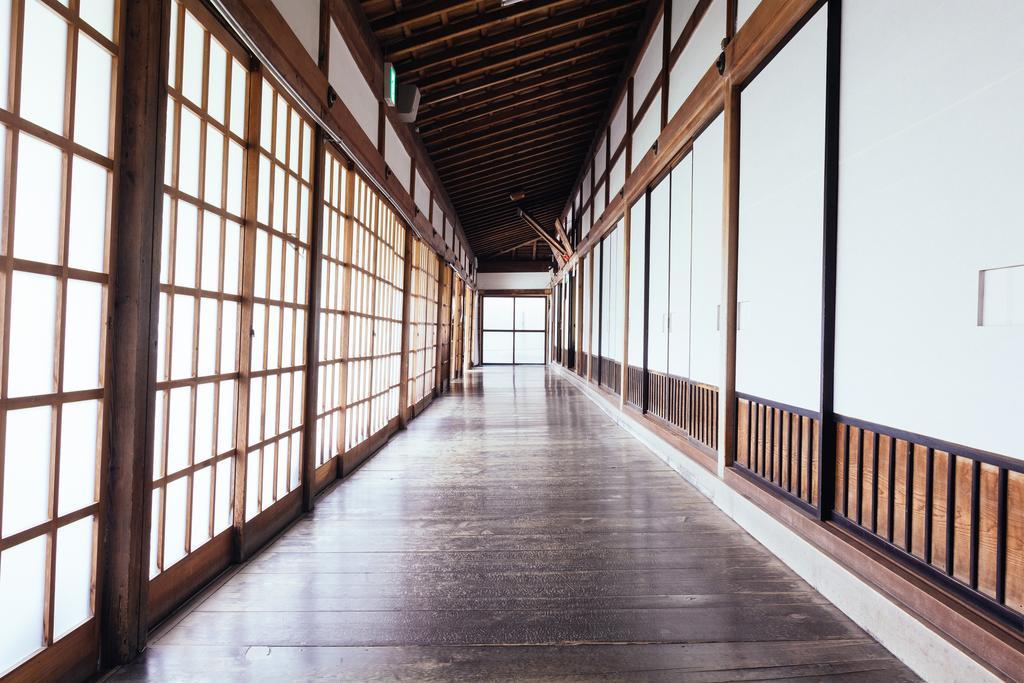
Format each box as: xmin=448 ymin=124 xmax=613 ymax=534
xmin=626 ymin=365 xmax=644 ymax=408
xmin=598 ymin=357 xmax=622 ymax=395
xmin=832 ymin=417 xmax=1024 ymax=631
xmin=647 ymin=370 xmax=719 ymax=452
xmin=736 ymin=395 xmax=821 ymax=513
xmin=577 ymin=351 xmax=589 ymax=378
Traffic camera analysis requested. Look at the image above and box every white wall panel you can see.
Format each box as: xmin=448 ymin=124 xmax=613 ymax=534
xmin=594 ymin=180 xmax=606 ymax=222
xmin=689 ymin=112 xmax=724 ymax=385
xmin=328 ymin=21 xmax=378 ymax=144
xmin=834 ymin=0 xmax=1024 ymax=457
xmin=668 ymin=0 xmax=725 ymax=117
xmin=736 ymin=0 xmax=760 ymax=32
xmin=581 ymin=168 xmax=592 ymax=205
xmin=610 ymin=224 xmax=625 ymax=361
xmin=628 ymin=197 xmax=647 ymax=367
xmin=634 ymin=19 xmax=664 ymax=104
xmin=599 ymin=238 xmax=610 ymax=358
xmin=609 ymin=97 xmax=627 ymax=152
xmin=594 ymin=137 xmax=607 ymax=182
xmin=631 ymin=89 xmax=662 ymax=172
xmin=383 ymin=121 xmax=411 ymax=192
xmin=432 ymin=200 xmax=444 ymax=235
xmin=647 ymin=175 xmax=671 ymax=374
xmin=582 ymin=254 xmax=591 ymax=355
xmin=414 ymin=170 xmax=430 ymax=217
xmin=477 ymin=271 xmax=551 ymax=291
xmin=667 ymin=154 xmax=692 ymax=379
xmin=735 ymin=6 xmax=827 ymax=411
xmin=271 ymin=0 xmax=319 ymax=61
xmin=671 ymin=0 xmax=701 ymax=45
xmin=609 ymin=153 xmax=626 ymax=198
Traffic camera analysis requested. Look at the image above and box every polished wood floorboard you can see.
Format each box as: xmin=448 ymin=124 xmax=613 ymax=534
xmin=112 ymin=366 xmax=917 ymax=681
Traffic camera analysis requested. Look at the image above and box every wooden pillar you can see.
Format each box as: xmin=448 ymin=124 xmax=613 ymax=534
xmin=397 ymin=230 xmax=414 ymax=427
xmin=101 ymin=0 xmax=169 ymax=665
xmin=231 ymin=62 xmax=264 ymax=562
xmin=300 ymin=125 xmax=325 ymax=512
xmin=717 ymin=84 xmax=740 ymax=478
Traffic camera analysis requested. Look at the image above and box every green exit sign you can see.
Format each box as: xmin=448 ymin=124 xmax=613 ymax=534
xmin=384 ymin=62 xmax=397 ymax=106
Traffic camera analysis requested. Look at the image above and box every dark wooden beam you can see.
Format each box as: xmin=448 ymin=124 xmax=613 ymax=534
xmin=398 ymin=1 xmax=644 ymax=76
xmin=369 ymin=0 xmax=478 ymax=32
xmin=517 ymin=205 xmax=570 ymax=262
xmin=102 ymin=0 xmax=168 ymax=666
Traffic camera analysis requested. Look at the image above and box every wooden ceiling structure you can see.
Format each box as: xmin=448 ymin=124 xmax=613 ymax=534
xmin=360 ymin=0 xmax=652 ymax=264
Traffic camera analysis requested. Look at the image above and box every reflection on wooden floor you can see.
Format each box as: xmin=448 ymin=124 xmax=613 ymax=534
xmin=113 ymin=366 xmax=917 ymax=682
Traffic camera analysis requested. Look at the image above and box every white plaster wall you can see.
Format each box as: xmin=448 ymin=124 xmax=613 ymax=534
xmin=594 ymin=137 xmax=607 ymax=181
xmin=634 ymin=18 xmax=664 ymax=104
xmin=668 ymin=0 xmax=725 ymax=117
xmin=689 ymin=112 xmax=724 ymax=386
xmin=628 ymin=197 xmax=647 ymax=367
xmin=631 ymin=89 xmax=662 ymax=172
xmin=383 ymin=121 xmax=411 ymax=192
xmin=594 ymin=181 xmax=606 ymax=223
xmin=834 ymin=0 xmax=1024 ymax=457
xmin=671 ymin=0 xmax=701 ymax=45
xmin=432 ymin=200 xmax=444 ymax=235
xmin=328 ymin=21 xmax=377 ymax=144
xmin=735 ymin=0 xmax=760 ymax=32
xmin=414 ymin=170 xmax=430 ymax=217
xmin=735 ymin=6 xmax=826 ymax=411
xmin=609 ymin=97 xmax=627 ymax=152
xmin=271 ymin=0 xmax=319 ymax=61
xmin=609 ymin=154 xmax=625 ymax=198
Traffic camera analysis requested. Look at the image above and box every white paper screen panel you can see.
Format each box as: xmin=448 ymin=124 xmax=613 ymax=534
xmin=668 ymin=0 xmax=725 ymax=117
xmin=328 ymin=21 xmax=378 ymax=144
xmin=648 ymin=174 xmax=672 ymax=374
xmin=834 ymin=0 xmax=1024 ymax=457
xmin=594 ymin=137 xmax=607 ymax=181
xmin=631 ymin=89 xmax=662 ymax=172
xmin=271 ymin=0 xmax=319 ymax=61
xmin=627 ymin=197 xmax=647 ymax=367
xmin=594 ymin=181 xmax=606 ymax=221
xmin=582 ymin=168 xmax=592 ymax=204
xmin=667 ymin=154 xmax=692 ymax=379
xmin=689 ymin=112 xmax=724 ymax=386
xmin=609 ymin=98 xmax=627 ymax=151
xmin=634 ymin=18 xmax=664 ymax=104
xmin=736 ymin=0 xmax=760 ymax=32
xmin=735 ymin=6 xmax=827 ymax=412
xmin=599 ymin=239 xmax=611 ymax=358
xmin=611 ymin=224 xmax=625 ymax=361
xmin=585 ymin=253 xmax=593 ymax=356
xmin=384 ymin=121 xmax=411 ymax=192
xmin=671 ymin=0 xmax=701 ymax=45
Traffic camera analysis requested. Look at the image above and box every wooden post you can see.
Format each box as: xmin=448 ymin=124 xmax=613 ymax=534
xmin=397 ymin=230 xmax=414 ymax=427
xmin=717 ymin=84 xmax=740 ymax=478
xmin=300 ymin=125 xmax=325 ymax=512
xmin=231 ymin=62 xmax=264 ymax=561
xmin=101 ymin=0 xmax=169 ymax=665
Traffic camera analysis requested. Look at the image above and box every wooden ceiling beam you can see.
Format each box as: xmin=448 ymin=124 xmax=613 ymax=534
xmin=437 ymin=133 xmax=594 ymax=180
xmin=423 ymin=92 xmax=603 ymax=146
xmin=445 ymin=157 xmax=584 ymax=199
xmin=369 ymin=0 xmax=480 ymax=32
xmin=430 ymin=113 xmax=598 ymax=165
xmin=418 ymin=31 xmax=634 ymax=93
xmin=433 ymin=125 xmax=595 ymax=170
xmin=398 ymin=1 xmax=644 ymax=76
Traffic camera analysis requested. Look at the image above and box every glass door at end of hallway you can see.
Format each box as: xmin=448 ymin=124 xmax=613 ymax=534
xmin=481 ymin=296 xmax=546 ymax=365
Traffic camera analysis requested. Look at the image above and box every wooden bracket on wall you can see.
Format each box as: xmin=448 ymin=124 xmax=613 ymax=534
xmin=515 ymin=204 xmax=571 ymax=265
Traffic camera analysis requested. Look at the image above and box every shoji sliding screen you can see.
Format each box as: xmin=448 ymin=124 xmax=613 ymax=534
xmin=407 ymin=238 xmax=439 ymax=408
xmin=245 ymin=78 xmax=314 ymax=521
xmin=734 ymin=6 xmax=827 ymax=507
xmin=0 ymin=0 xmax=120 ymax=675
xmin=598 ymin=222 xmax=623 ymax=393
xmin=345 ymin=175 xmax=406 ymax=451
xmin=626 ymin=197 xmax=647 ymax=407
xmin=368 ymin=192 xmax=404 ymax=435
xmin=152 ymin=0 xmax=245 ymax=580
xmin=644 ymin=114 xmax=724 ymax=451
xmin=314 ymin=149 xmax=348 ymax=471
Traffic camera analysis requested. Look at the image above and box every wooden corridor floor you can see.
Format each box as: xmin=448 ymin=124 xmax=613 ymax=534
xmin=112 ymin=366 xmax=917 ymax=682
